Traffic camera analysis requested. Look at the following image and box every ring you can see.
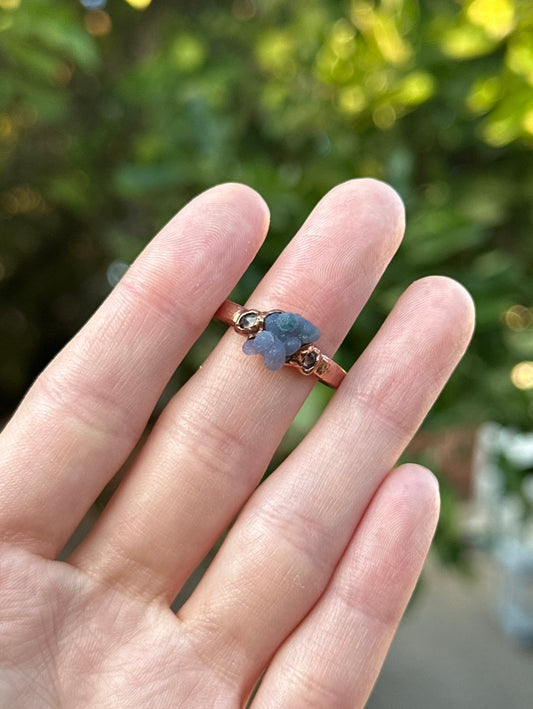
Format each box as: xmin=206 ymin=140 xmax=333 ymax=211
xmin=214 ymin=300 xmax=346 ymax=388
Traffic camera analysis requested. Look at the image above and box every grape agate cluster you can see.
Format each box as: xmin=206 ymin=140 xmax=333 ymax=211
xmin=240 ymin=311 xmax=320 ymax=371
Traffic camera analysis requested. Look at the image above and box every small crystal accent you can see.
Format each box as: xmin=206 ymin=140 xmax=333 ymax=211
xmin=301 ymin=351 xmax=318 ymax=373
xmin=287 ymin=345 xmax=321 ymax=375
xmin=237 ymin=310 xmax=260 ymax=333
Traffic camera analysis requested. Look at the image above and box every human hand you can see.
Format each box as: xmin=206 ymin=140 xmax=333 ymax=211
xmin=0 ymin=181 xmax=474 ymax=708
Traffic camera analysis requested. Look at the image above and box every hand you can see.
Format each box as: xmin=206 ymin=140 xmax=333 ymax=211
xmin=0 ymin=181 xmax=473 ymax=708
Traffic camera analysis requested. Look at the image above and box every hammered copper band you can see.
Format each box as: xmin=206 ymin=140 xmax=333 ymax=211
xmin=214 ymin=300 xmax=346 ymax=389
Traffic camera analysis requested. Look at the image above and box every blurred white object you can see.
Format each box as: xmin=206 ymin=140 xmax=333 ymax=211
xmin=472 ymin=423 xmax=533 ymax=645
xmin=495 ymin=538 xmax=533 ymax=646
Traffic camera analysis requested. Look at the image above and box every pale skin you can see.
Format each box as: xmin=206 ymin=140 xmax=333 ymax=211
xmin=0 ymin=180 xmax=474 ymax=708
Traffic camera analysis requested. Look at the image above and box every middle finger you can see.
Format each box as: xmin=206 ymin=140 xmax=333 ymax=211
xmin=180 ymin=276 xmax=474 ymax=699
xmin=71 ymin=179 xmax=404 ymax=602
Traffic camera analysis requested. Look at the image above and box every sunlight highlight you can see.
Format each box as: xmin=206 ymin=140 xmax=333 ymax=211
xmin=441 ymin=25 xmax=494 ymax=59
xmin=522 ymin=109 xmax=533 ymax=135
xmin=124 ymin=0 xmax=152 ymax=9
xmin=467 ymin=0 xmax=515 ymax=41
xmin=466 ymin=76 xmax=501 ymax=114
xmin=396 ymin=72 xmax=435 ymax=105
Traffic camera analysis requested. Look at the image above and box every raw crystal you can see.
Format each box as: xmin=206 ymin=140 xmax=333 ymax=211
xmin=242 ymin=310 xmax=320 ymax=371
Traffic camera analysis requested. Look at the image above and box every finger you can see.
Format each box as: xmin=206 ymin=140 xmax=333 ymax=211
xmin=70 ymin=179 xmax=405 ymax=600
xmin=252 ymin=464 xmax=440 ymax=709
xmin=178 ymin=277 xmax=474 ymax=697
xmin=0 ymin=184 xmax=269 ymax=555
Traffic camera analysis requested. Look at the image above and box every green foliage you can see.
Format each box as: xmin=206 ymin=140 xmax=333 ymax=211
xmin=1 ymin=1 xmax=533 ymax=448
xmin=433 ymin=479 xmax=472 ymax=571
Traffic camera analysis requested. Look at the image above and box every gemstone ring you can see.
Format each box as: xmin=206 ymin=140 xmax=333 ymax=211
xmin=214 ymin=300 xmax=346 ymax=388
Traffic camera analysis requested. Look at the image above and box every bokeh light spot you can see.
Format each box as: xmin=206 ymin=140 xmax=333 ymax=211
xmin=54 ymin=61 xmax=75 ymax=87
xmin=1 ymin=185 xmax=45 ymax=216
xmin=373 ymin=104 xmax=396 ymax=130
xmin=466 ymin=76 xmax=501 ymax=114
xmin=124 ymin=0 xmax=152 ymax=9
xmin=0 ymin=0 xmax=21 ymax=9
xmin=511 ymin=362 xmax=533 ymax=390
xmin=106 ymin=261 xmax=129 ymax=288
xmin=232 ymin=0 xmax=256 ymax=22
xmin=506 ymin=35 xmax=533 ymax=80
xmin=364 ymin=71 xmax=389 ymax=94
xmin=396 ymin=72 xmax=435 ymax=105
xmin=0 ymin=114 xmax=13 ymax=139
xmin=331 ymin=19 xmax=356 ymax=59
xmin=84 ymin=10 xmax=112 ymax=37
xmin=339 ymin=86 xmax=367 ymax=115
xmin=505 ymin=305 xmax=532 ymax=331
xmin=170 ymin=35 xmax=206 ymax=73
xmin=522 ymin=109 xmax=533 ymax=135
xmin=256 ymin=31 xmax=295 ymax=78
xmin=80 ymin=0 xmax=107 ymax=9
xmin=373 ymin=14 xmax=412 ymax=65
xmin=350 ymin=1 xmax=374 ymax=33
xmin=441 ymin=25 xmax=495 ymax=59
xmin=482 ymin=118 xmax=517 ymax=146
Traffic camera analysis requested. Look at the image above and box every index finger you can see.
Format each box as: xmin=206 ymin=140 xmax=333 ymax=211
xmin=0 ymin=183 xmax=269 ymax=556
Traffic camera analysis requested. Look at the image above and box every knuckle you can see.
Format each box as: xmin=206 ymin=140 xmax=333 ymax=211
xmin=282 ymin=662 xmax=352 ymax=708
xmin=33 ymin=360 xmax=137 ymax=444
xmin=252 ymin=500 xmax=336 ymax=577
xmin=348 ymin=385 xmax=412 ymax=441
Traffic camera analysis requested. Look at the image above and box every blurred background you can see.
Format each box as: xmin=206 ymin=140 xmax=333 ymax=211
xmin=1 ymin=0 xmax=532 ymax=705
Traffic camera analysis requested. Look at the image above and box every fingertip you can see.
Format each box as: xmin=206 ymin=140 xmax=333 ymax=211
xmin=145 ymin=182 xmax=270 ymax=280
xmin=325 ymin=178 xmax=406 ymax=240
xmin=409 ymin=275 xmax=476 ymax=353
xmin=385 ymin=463 xmax=441 ymax=534
xmin=394 ymin=462 xmax=440 ymax=500
xmin=357 ymin=177 xmax=406 ymax=226
xmin=432 ymin=275 xmax=476 ymax=337
xmin=327 ymin=177 xmax=405 ymax=210
xmin=197 ymin=182 xmax=271 ymax=237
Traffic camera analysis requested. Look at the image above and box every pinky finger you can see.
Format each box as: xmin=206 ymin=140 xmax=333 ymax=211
xmin=251 ymin=464 xmax=440 ymax=709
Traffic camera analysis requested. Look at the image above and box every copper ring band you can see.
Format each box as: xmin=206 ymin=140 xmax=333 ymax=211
xmin=214 ymin=300 xmax=346 ymax=389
